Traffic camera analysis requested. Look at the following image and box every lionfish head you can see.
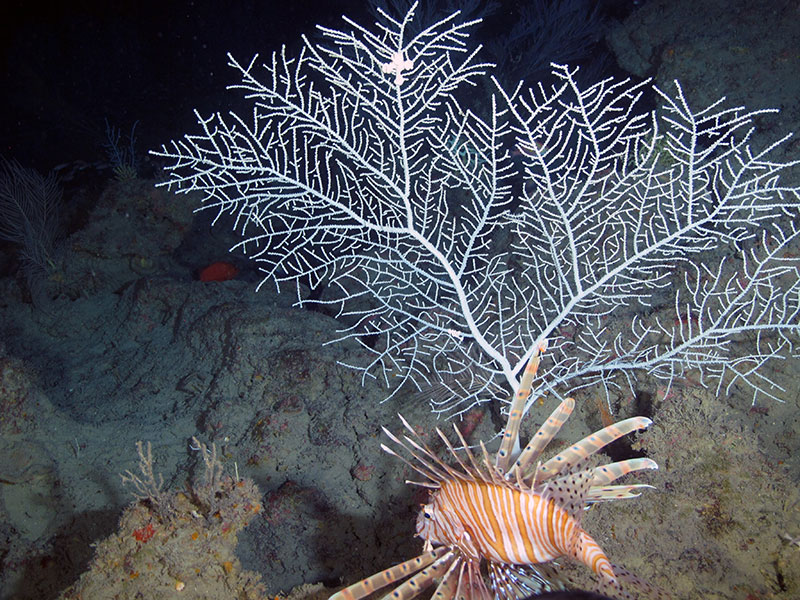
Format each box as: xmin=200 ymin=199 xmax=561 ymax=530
xmin=415 ymin=501 xmax=441 ymax=543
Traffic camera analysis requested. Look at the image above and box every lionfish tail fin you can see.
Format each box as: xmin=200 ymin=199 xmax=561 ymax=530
xmin=596 ymin=564 xmax=672 ymax=600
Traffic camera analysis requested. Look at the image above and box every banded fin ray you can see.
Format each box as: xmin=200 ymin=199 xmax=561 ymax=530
xmin=497 ymin=340 xmax=548 ymax=473
xmin=535 ymin=417 xmax=653 ymax=483
xmin=591 ymin=458 xmax=658 ymax=487
xmin=512 ymin=397 xmax=574 ymax=482
xmin=379 ymin=552 xmax=455 ymax=600
xmin=329 ymin=548 xmax=449 ymax=600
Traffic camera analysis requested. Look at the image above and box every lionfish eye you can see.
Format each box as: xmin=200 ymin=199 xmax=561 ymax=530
xmin=423 ymin=511 xmax=432 ymax=519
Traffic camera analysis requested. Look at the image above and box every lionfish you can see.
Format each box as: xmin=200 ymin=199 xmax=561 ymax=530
xmin=331 ymin=342 xmax=664 ymax=600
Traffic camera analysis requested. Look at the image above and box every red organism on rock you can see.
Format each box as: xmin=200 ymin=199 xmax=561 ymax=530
xmin=132 ymin=523 xmax=155 ymax=543
xmin=198 ymin=261 xmax=238 ymax=282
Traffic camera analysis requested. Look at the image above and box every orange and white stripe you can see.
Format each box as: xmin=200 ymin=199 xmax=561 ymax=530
xmin=426 ymin=479 xmax=614 ymax=580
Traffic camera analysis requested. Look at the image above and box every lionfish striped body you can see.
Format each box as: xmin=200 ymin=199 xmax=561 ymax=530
xmin=332 ymin=343 xmax=662 ymax=600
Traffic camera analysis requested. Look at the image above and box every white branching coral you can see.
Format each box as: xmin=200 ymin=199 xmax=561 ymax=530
xmin=153 ymin=3 xmax=800 ymax=417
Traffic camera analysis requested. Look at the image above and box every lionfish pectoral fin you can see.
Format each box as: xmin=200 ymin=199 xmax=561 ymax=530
xmin=591 ymin=458 xmax=658 ymax=487
xmin=489 ymin=562 xmax=567 ymax=598
xmin=430 ymin=557 xmax=461 ymax=600
xmin=536 ymin=416 xmax=653 ymax=482
xmin=585 ymin=458 xmax=658 ymax=502
xmin=540 ymin=459 xmax=595 ymax=522
xmin=329 ymin=548 xmax=447 ymax=600
xmin=377 ymin=550 xmax=456 ymax=600
xmin=455 ymin=560 xmax=493 ymax=600
xmin=587 ymin=483 xmax=656 ymax=502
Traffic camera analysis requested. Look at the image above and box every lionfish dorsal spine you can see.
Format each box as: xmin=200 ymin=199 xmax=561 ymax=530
xmin=380 ymin=441 xmax=439 ymax=484
xmin=381 ymin=427 xmax=449 ymax=484
xmin=397 ymin=415 xmax=470 ymax=482
xmin=591 ymin=457 xmax=659 ymax=487
xmin=496 ymin=340 xmax=548 ymax=474
xmin=480 ymin=440 xmax=507 ymax=485
xmin=535 ymin=416 xmax=653 ymax=483
xmin=434 ymin=427 xmax=480 ymax=482
xmin=450 ymin=422 xmax=487 ymax=479
xmin=400 ymin=423 xmax=474 ymax=483
xmin=511 ymin=397 xmax=575 ymax=483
